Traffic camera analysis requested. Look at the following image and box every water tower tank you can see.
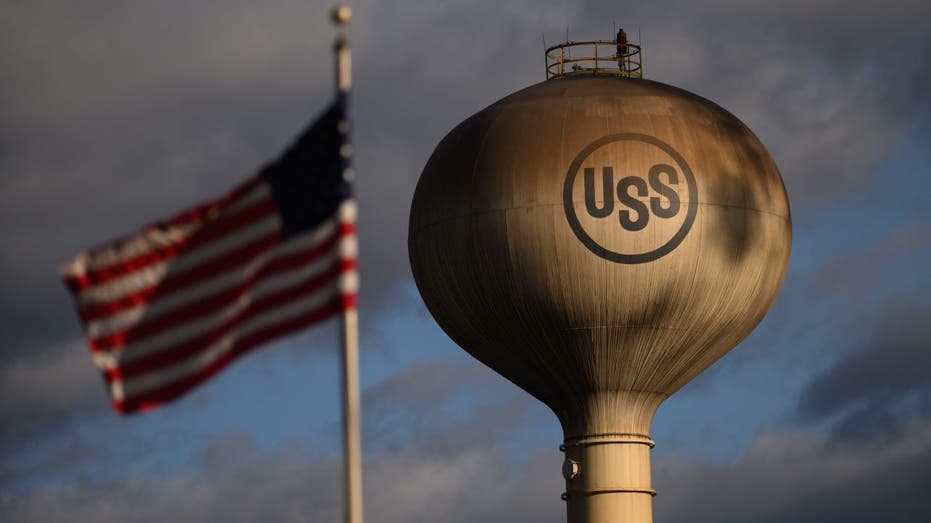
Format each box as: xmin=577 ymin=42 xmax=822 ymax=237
xmin=408 ymin=40 xmax=791 ymax=523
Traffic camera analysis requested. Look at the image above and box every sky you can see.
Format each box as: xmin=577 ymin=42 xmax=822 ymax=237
xmin=2 ymin=0 xmax=931 ymax=521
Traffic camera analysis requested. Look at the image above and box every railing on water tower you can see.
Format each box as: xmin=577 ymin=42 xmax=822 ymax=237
xmin=545 ymin=40 xmax=643 ymax=80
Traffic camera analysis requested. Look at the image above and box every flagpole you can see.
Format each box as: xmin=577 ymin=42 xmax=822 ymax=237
xmin=332 ymin=6 xmax=363 ymax=523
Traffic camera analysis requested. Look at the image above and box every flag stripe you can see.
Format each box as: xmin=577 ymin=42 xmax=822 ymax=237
xmin=113 ymin=280 xmax=342 ymax=396
xmin=158 ymin=178 xmax=266 ymax=231
xmin=77 ymin=218 xmax=337 ymax=322
xmin=75 ymin=215 xmax=282 ymax=307
xmin=84 ymin=224 xmax=339 ymax=336
xmin=85 ymin=229 xmax=281 ymax=353
xmin=67 ymin=195 xmax=277 ymax=289
xmin=76 ymin=231 xmax=273 ymax=325
xmin=98 ymin=254 xmax=344 ymax=378
xmin=62 ymin=183 xmax=271 ymax=284
xmin=95 ymin=236 xmax=338 ymax=357
xmin=112 ymin=297 xmax=342 ymax=413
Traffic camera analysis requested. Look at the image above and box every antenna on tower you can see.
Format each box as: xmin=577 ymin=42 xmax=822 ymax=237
xmin=638 ymin=26 xmax=643 ymax=76
xmin=565 ymin=25 xmax=571 ymax=61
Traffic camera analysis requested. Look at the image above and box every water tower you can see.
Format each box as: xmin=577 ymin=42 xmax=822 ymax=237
xmin=408 ymin=37 xmax=791 ymax=523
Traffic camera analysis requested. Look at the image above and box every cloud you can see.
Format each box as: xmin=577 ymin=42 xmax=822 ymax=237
xmin=0 ymin=339 xmax=98 ymax=417
xmin=0 ymin=434 xmax=563 ymax=523
xmin=794 ymin=296 xmax=931 ymax=445
xmin=0 ymin=340 xmax=103 ymax=443
xmin=655 ymin=418 xmax=931 ymax=523
xmin=0 ymin=339 xmax=109 ymax=490
xmin=0 ymin=359 xmax=565 ymax=523
xmin=6 ymin=424 xmax=929 ymax=523
xmin=5 ymin=352 xmax=931 ymax=523
xmin=0 ymin=1 xmax=349 ymax=352
xmin=362 ymin=358 xmax=552 ymax=457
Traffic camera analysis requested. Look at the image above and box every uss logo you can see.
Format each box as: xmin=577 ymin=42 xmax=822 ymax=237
xmin=563 ymin=134 xmax=698 ymax=264
xmin=583 ymin=164 xmax=681 ymax=232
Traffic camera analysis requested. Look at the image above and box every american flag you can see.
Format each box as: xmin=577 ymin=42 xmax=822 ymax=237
xmin=60 ymin=99 xmax=357 ymax=414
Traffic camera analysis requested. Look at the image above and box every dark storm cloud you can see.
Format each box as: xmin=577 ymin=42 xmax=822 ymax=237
xmin=795 ymin=297 xmax=931 ymax=444
xmin=654 ymin=420 xmax=931 ymax=523
xmin=801 ymin=222 xmax=931 ymax=306
xmin=0 ymin=1 xmax=335 ymax=355
xmin=349 ymin=0 xmax=570 ymax=307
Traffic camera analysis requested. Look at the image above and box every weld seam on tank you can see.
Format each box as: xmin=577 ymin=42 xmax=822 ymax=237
xmin=561 ymin=433 xmax=656 ymax=449
xmin=562 ymin=486 xmax=658 ymax=501
xmin=411 ymin=201 xmax=790 ymax=233
xmin=706 ymin=204 xmax=790 ymax=219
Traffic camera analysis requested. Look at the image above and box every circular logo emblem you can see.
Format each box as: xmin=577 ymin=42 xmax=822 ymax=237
xmin=563 ymin=134 xmax=698 ymax=264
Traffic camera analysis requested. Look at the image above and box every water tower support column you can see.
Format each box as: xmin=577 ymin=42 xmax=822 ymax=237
xmin=559 ymin=391 xmax=663 ymax=523
xmin=562 ymin=434 xmax=655 ymax=523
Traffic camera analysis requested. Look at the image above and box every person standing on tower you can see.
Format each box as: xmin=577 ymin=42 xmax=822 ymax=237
xmin=616 ymin=28 xmax=628 ymax=73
